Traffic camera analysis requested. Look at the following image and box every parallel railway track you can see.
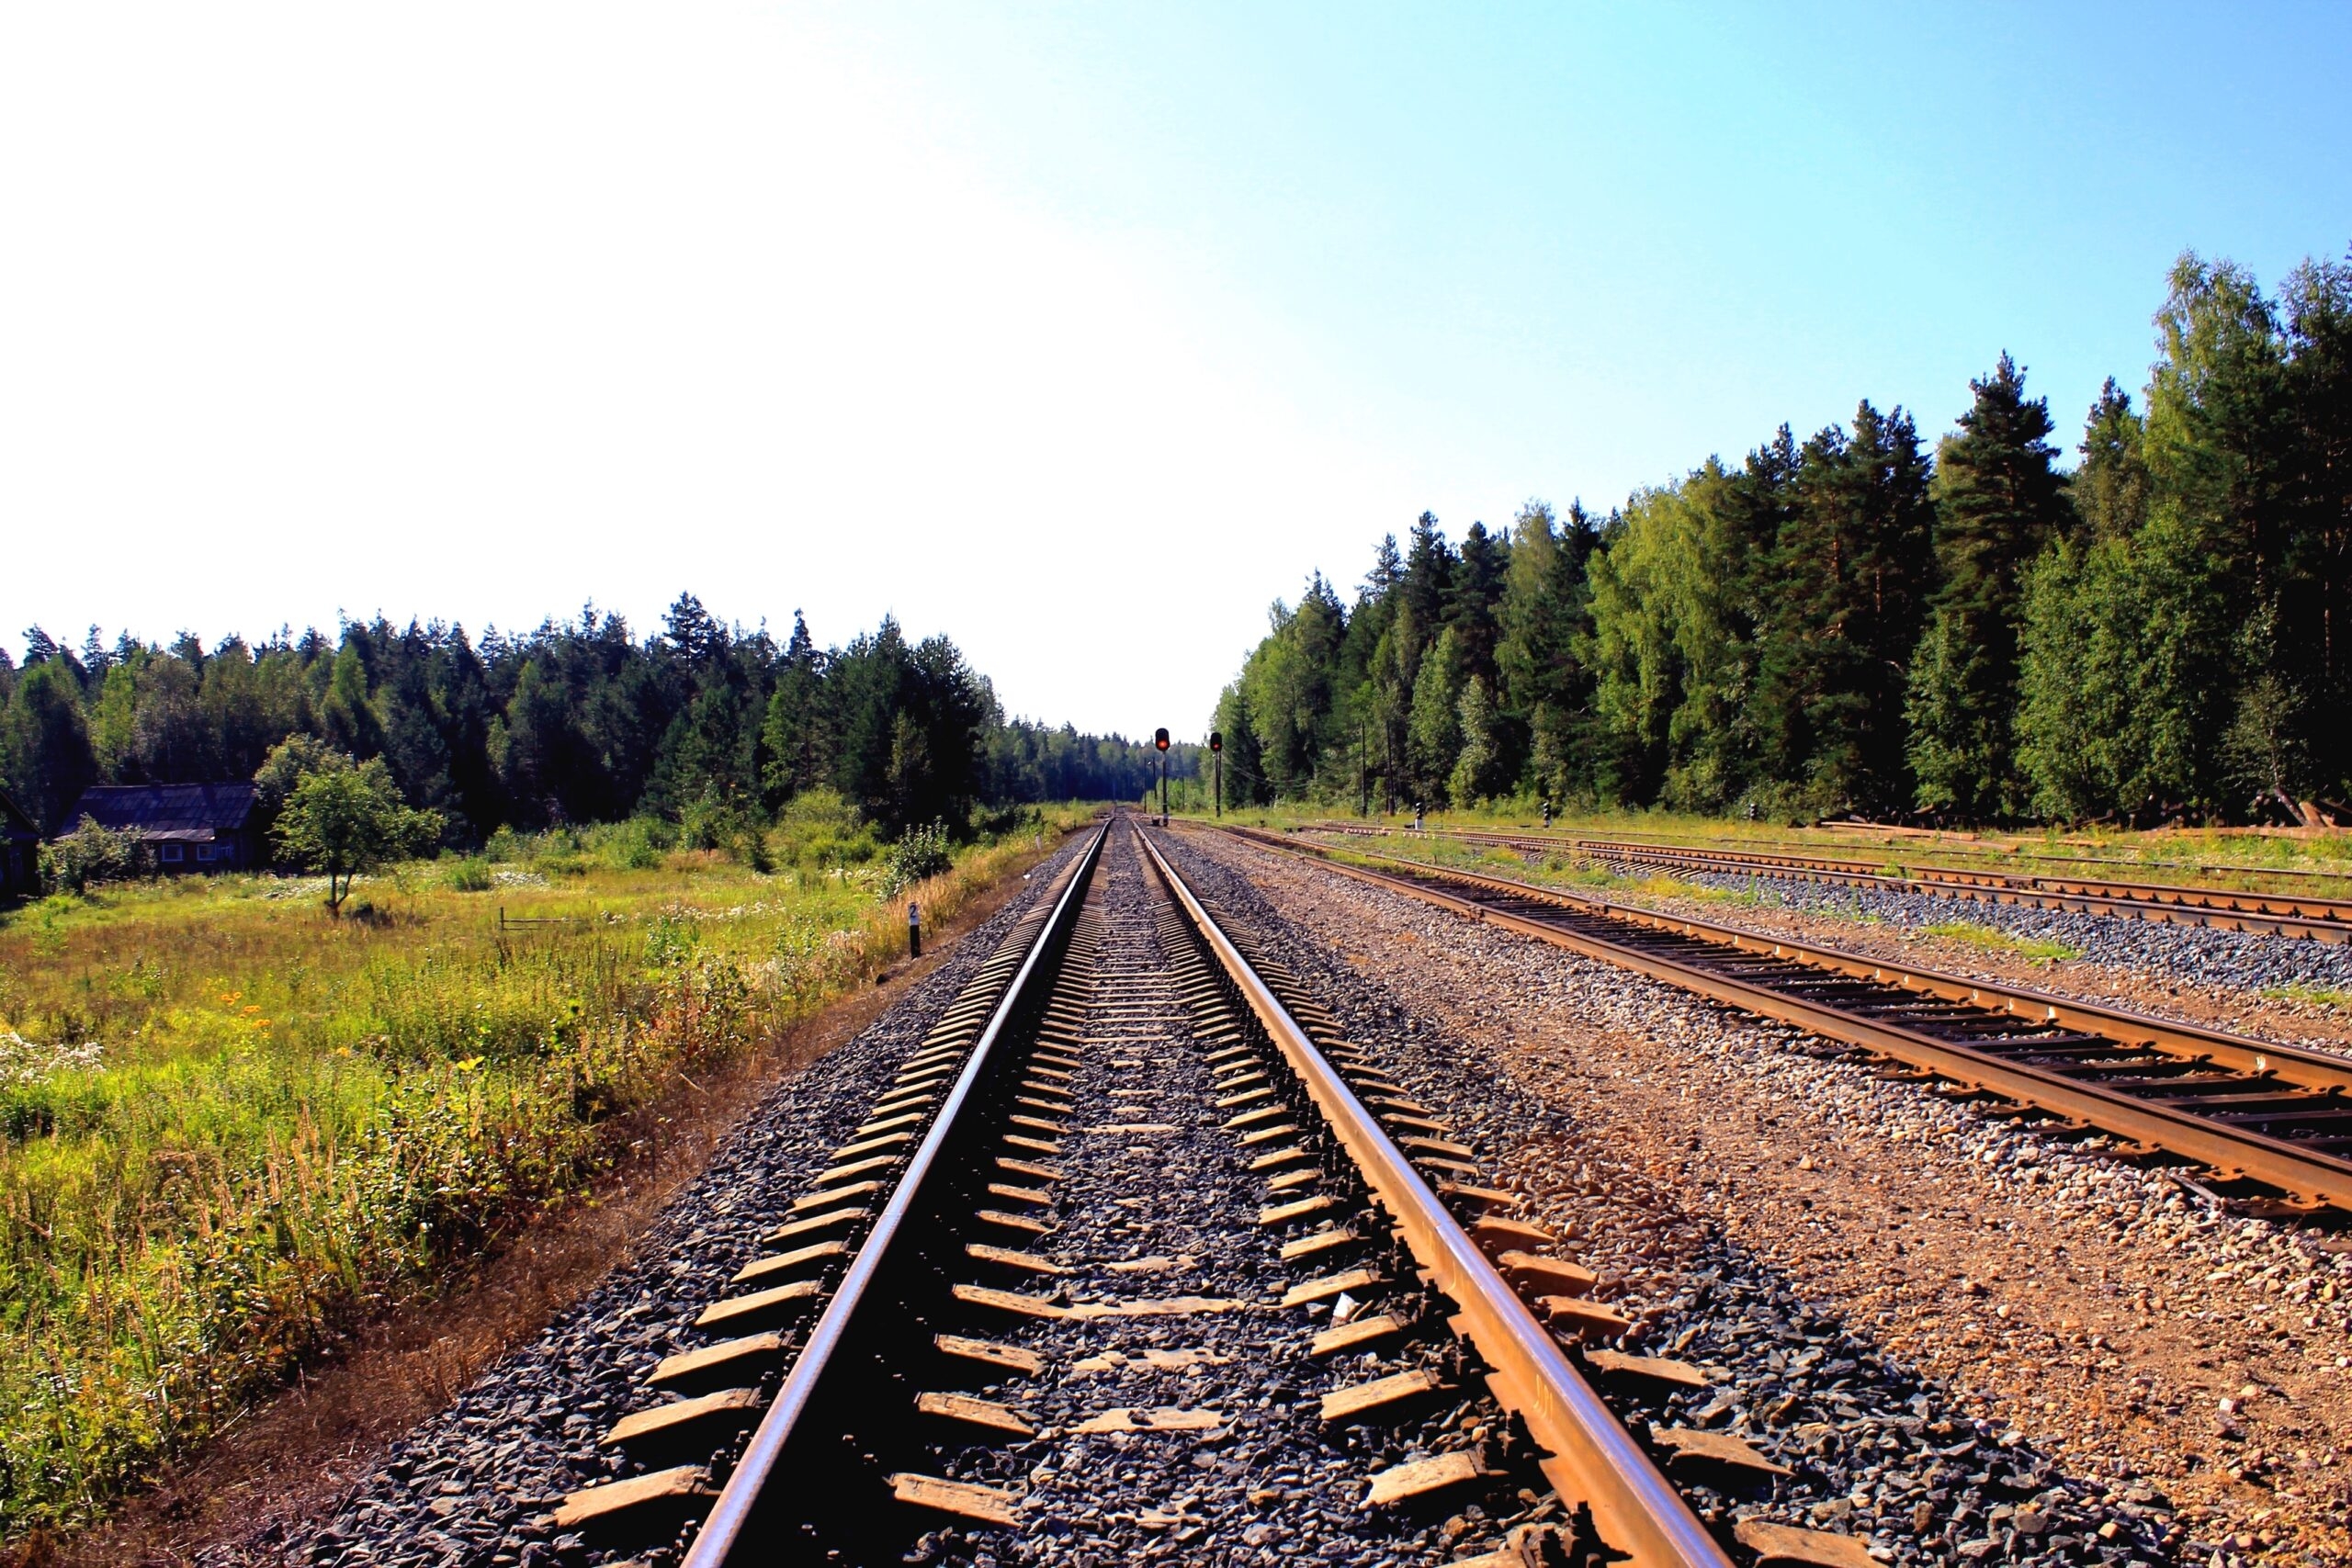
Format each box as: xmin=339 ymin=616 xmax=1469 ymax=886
xmin=1301 ymin=822 xmax=2352 ymax=943
xmin=547 ymin=816 xmax=1883 ymax=1567
xmin=1225 ymin=825 xmax=2352 ymax=1219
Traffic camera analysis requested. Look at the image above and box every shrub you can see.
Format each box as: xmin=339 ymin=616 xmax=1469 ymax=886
xmin=581 ymin=818 xmax=670 ymax=872
xmin=443 ymin=856 xmax=493 ymax=892
xmin=40 ymin=817 xmax=153 ymax=894
xmin=880 ymin=820 xmax=954 ymax=897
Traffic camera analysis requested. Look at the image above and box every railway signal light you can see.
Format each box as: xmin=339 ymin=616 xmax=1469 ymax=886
xmin=1209 ymin=732 xmax=1223 ymax=818
xmin=1153 ymin=728 xmax=1170 ymax=823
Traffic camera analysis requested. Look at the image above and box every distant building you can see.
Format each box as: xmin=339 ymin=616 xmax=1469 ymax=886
xmin=66 ymin=783 xmax=264 ymax=873
xmin=0 ymin=789 xmax=38 ymax=897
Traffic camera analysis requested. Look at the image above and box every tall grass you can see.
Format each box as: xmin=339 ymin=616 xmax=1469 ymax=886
xmin=0 ymin=798 xmax=1090 ymax=1534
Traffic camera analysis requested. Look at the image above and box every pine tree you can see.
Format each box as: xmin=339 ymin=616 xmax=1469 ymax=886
xmin=1905 ymin=354 xmax=2068 ymax=818
xmin=1397 ymin=513 xmax=1454 ymax=692
xmin=2279 ymin=252 xmax=2352 ymax=807
xmin=760 ymin=612 xmax=829 ymax=809
xmin=1754 ymin=402 xmax=1934 ymax=814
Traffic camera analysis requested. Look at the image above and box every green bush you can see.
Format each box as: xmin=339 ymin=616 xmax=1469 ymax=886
xmin=39 ymin=818 xmax=153 ymax=894
xmin=443 ymin=857 xmax=493 ymax=892
xmin=880 ymin=820 xmax=954 ymax=897
xmin=581 ymin=818 xmax=670 ymax=871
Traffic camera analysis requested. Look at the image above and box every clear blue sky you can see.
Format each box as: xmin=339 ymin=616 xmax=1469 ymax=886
xmin=4 ymin=3 xmax=2346 ymax=737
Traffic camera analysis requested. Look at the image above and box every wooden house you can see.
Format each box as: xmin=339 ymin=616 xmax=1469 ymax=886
xmin=67 ymin=783 xmax=264 ymax=873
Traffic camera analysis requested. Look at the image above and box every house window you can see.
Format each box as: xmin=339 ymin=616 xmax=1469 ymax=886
xmin=196 ymin=844 xmax=216 ymax=862
xmin=159 ymin=843 xmax=184 ymax=863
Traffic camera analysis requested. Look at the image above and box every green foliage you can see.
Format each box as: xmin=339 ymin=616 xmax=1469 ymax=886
xmin=273 ymin=757 xmax=445 ymax=914
xmin=1407 ymin=626 xmax=1466 ymax=803
xmin=254 ymin=732 xmax=341 ymax=817
xmin=442 ymin=855 xmax=493 ymax=892
xmin=879 ymin=819 xmax=953 ymax=897
xmin=4 ymin=595 xmax=1138 ymax=887
xmin=1905 ymin=354 xmax=2070 ymax=818
xmin=38 ymin=817 xmax=153 ymax=894
xmin=0 ymin=659 xmax=97 ymax=835
xmin=1920 ymin=920 xmax=2079 ymax=963
xmin=1213 ymin=241 xmax=2352 ymax=828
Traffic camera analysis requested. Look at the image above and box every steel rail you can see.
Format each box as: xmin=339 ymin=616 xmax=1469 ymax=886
xmin=1566 ymin=836 xmax=2352 ymax=931
xmin=1327 ymin=819 xmax=2352 ymax=889
xmin=1301 ymin=822 xmax=2352 ymax=940
xmin=1219 ymin=826 xmax=2352 ymax=1214
xmin=681 ymin=820 xmax=1110 ymax=1568
xmin=1136 ymin=827 xmax=1736 ymax=1568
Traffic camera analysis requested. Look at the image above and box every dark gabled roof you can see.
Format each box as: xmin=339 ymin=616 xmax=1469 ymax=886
xmin=0 ymin=788 xmax=35 ymax=843
xmin=69 ymin=783 xmax=258 ymax=838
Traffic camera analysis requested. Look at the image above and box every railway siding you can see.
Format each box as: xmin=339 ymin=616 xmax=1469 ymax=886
xmin=1310 ymin=823 xmax=2352 ymax=1014
xmin=1175 ymin=824 xmax=2352 ymax=1564
xmin=1250 ymin=829 xmax=2352 ymax=1218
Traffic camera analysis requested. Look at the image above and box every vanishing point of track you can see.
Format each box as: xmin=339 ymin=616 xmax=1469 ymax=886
xmin=539 ymin=814 xmax=1884 ymax=1566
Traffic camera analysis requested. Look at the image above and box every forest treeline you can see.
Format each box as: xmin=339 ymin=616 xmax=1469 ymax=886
xmin=1215 ymin=248 xmax=2352 ymax=826
xmin=0 ymin=594 xmax=1165 ymax=844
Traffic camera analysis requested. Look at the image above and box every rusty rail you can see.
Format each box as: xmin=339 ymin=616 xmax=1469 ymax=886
xmin=1220 ymin=825 xmax=2352 ymax=1215
xmin=1302 ymin=821 xmax=2352 ymax=942
xmin=1136 ymin=827 xmax=1736 ymax=1568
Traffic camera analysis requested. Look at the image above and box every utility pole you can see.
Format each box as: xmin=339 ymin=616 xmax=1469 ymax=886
xmin=1359 ymin=716 xmax=1367 ymax=818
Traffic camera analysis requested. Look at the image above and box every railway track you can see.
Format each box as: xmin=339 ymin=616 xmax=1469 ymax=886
xmin=542 ymin=815 xmax=1882 ymax=1567
xmin=1222 ymin=825 xmax=2352 ymax=1220
xmin=1300 ymin=821 xmax=2352 ymax=943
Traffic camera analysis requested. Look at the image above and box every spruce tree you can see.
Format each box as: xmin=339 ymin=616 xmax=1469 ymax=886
xmin=1905 ymin=354 xmax=2067 ymax=818
xmin=2074 ymin=379 xmax=2148 ymax=539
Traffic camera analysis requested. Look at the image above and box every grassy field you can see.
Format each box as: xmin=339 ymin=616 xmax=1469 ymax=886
xmin=0 ymin=795 xmax=1091 ymax=1535
xmin=1180 ymin=797 xmax=2352 ymax=899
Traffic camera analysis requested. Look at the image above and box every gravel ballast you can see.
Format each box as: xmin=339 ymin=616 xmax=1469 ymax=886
xmin=1403 ymin=836 xmax=2352 ymax=1056
xmin=1164 ymin=828 xmax=2352 ymax=1568
xmin=902 ymin=824 xmax=1545 ymax=1567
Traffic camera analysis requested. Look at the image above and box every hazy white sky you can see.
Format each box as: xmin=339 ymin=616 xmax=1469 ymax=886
xmin=6 ymin=4 xmax=2349 ymax=737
